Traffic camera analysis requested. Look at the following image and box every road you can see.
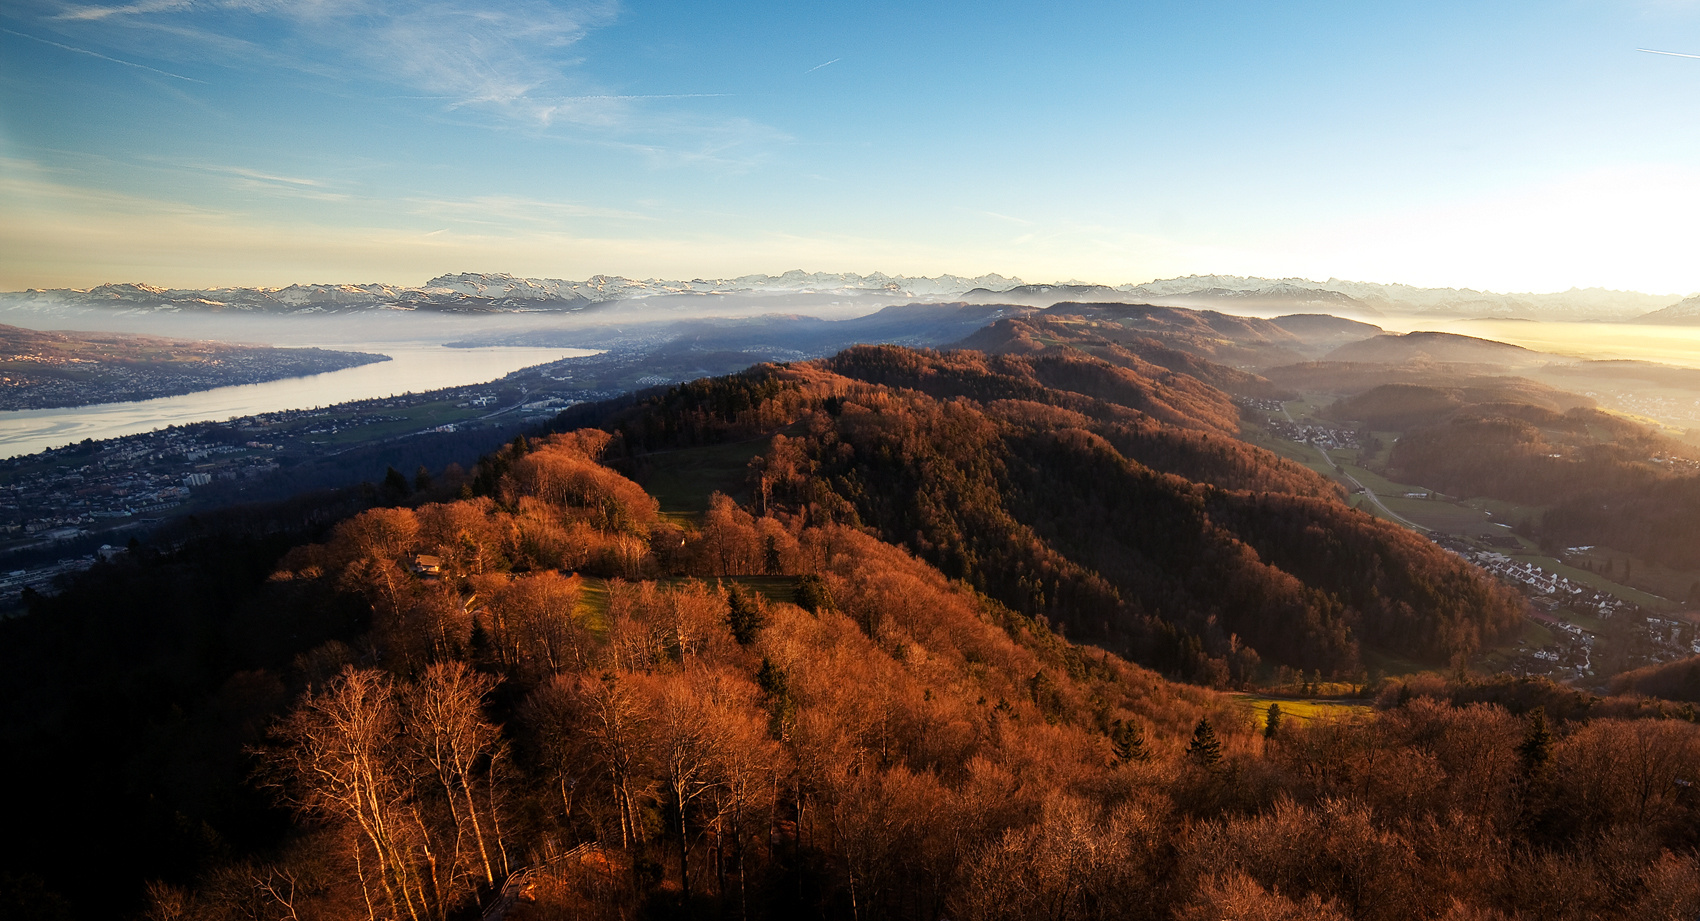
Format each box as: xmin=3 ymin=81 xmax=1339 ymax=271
xmin=1281 ymin=404 xmax=1429 ymax=533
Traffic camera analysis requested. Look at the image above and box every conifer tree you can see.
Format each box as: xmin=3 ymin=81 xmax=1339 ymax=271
xmin=1264 ymin=703 xmax=1283 ymax=740
xmin=1110 ymin=719 xmax=1149 ymax=763
xmin=726 ymin=583 xmax=766 ymax=645
xmin=382 ymin=465 xmax=411 ymax=499
xmin=1519 ymin=706 xmax=1554 ymax=776
xmin=1186 ymin=717 xmax=1223 ymax=767
xmin=793 ymin=574 xmax=833 ymax=614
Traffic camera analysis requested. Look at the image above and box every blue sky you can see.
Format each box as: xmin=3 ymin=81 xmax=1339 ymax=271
xmin=2 ymin=0 xmax=1699 ymax=291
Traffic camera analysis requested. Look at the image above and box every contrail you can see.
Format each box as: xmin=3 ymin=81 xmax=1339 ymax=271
xmin=564 ymin=93 xmax=733 ymax=100
xmin=2 ymin=27 xmax=206 ymax=82
xmin=1639 ymin=48 xmax=1700 ymax=59
xmin=804 ymin=58 xmax=841 ymax=75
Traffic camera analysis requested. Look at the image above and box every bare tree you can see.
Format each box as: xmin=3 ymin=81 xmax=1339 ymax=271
xmin=403 ymin=662 xmax=507 ymax=891
xmin=266 ymin=667 xmax=436 ymax=921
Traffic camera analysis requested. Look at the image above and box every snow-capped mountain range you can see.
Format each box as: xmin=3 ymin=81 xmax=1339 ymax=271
xmin=1637 ymin=294 xmax=1700 ymax=325
xmin=1105 ymin=276 xmax=1685 ymax=320
xmin=0 ymin=271 xmax=1689 ymax=321
xmin=0 ymin=271 xmax=1025 ymax=316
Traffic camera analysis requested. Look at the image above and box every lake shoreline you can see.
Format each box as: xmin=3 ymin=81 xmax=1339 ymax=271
xmin=0 ymin=344 xmax=600 ymax=459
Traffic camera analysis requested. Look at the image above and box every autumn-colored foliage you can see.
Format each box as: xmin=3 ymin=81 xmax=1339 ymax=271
xmin=8 ymin=341 xmax=1699 ymax=921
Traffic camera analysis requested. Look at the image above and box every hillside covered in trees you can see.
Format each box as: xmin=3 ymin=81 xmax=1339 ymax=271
xmin=595 ymin=341 xmax=1524 ymax=680
xmin=7 ymin=340 xmax=1700 ymax=921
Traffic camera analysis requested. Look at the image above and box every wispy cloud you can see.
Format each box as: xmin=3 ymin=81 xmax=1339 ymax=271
xmin=54 ymin=0 xmax=192 ymax=21
xmin=25 ymin=0 xmax=781 ymax=163
xmin=803 ymin=57 xmax=840 ymax=75
xmin=186 ymin=165 xmax=325 ymax=187
xmin=1638 ymin=47 xmax=1700 ymax=58
xmin=1 ymin=25 xmax=204 ymax=81
xmin=38 ymin=0 xmax=622 ymax=118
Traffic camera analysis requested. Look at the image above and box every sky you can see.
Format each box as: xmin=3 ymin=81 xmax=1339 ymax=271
xmin=2 ymin=0 xmax=1699 ymax=293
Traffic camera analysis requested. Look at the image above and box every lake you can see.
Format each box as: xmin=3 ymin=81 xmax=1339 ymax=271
xmin=0 ymin=343 xmax=598 ymax=459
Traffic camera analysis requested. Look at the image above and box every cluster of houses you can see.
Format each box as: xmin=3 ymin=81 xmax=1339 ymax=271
xmin=1521 ymin=610 xmax=1595 ymax=673
xmin=0 ymin=383 xmax=537 ymax=553
xmin=1471 ymin=551 xmax=1644 ymax=621
xmin=0 ymin=427 xmax=291 ymax=546
xmin=1268 ymin=421 xmax=1361 ymax=451
xmin=1459 ymin=547 xmax=1700 ymax=680
xmin=1649 ymin=453 xmax=1700 ymax=474
xmin=0 ymin=343 xmax=375 ymax=412
xmin=1232 ymin=396 xmax=1287 ymax=413
xmin=1594 ymin=391 xmax=1700 ymax=426
xmin=0 ymin=556 xmax=96 ymax=612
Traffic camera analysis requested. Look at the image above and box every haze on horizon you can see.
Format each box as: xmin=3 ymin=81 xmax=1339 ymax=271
xmin=2 ymin=0 xmax=1699 ymax=295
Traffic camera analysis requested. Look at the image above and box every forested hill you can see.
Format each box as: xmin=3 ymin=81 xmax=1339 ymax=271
xmin=592 ymin=342 xmax=1525 ymax=680
xmin=954 ymin=313 xmax=1290 ymax=399
xmin=7 ymin=340 xmax=1700 ymax=921
xmin=954 ymin=302 xmax=1314 ymax=372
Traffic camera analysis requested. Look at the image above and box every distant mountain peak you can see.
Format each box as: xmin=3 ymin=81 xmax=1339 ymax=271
xmin=1637 ymin=293 xmax=1700 ymax=325
xmin=2 ymin=271 xmax=1688 ymax=320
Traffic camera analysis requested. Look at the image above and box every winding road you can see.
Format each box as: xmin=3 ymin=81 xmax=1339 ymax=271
xmin=1281 ymin=405 xmax=1429 ymax=533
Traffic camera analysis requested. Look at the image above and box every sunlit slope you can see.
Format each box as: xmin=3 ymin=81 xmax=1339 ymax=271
xmin=582 ymin=339 xmax=1524 ymax=682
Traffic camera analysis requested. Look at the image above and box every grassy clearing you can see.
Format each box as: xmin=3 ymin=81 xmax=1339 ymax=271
xmin=1232 ymin=694 xmax=1373 ymax=730
xmin=658 ymin=511 xmax=701 ymax=531
xmin=1337 ymin=463 xmax=1412 ymax=497
xmin=575 ymin=577 xmax=611 ymax=635
xmin=1357 ymin=431 xmax=1401 ymax=467
xmin=1362 ymin=646 xmax=1429 ymax=678
xmin=1564 ymin=548 xmax=1700 ymax=611
xmin=311 ymin=401 xmax=482 ymax=445
xmin=1374 ymin=495 xmax=1493 ymax=534
xmin=574 ymin=574 xmax=801 ymax=622
xmin=1238 ymin=420 xmax=1321 ymax=466
xmin=635 ymin=438 xmax=773 ymax=512
xmin=1519 ymin=618 xmax=1557 ymax=647
xmin=1463 ymin=497 xmax=1551 ymax=526
xmin=1281 ymin=399 xmax=1326 ymax=420
xmin=723 ymin=575 xmax=802 ymax=605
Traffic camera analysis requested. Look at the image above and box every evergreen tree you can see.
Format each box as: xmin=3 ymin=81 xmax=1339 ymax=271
xmin=726 ymin=583 xmax=766 ymax=646
xmin=757 ymin=657 xmax=796 ymax=739
xmin=1110 ymin=719 xmax=1149 ymax=763
xmin=1264 ymin=703 xmax=1283 ymax=739
xmin=1519 ymin=706 xmax=1554 ymax=776
xmin=382 ymin=465 xmax=411 ymax=500
xmin=1186 ymin=717 xmax=1223 ymax=767
xmin=793 ymin=574 xmax=834 ymax=614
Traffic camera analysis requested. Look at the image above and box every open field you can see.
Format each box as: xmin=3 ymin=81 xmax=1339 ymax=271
xmin=1563 ymin=548 xmax=1700 ymax=614
xmin=1232 ymin=694 xmax=1373 ymax=731
xmin=1369 ymin=492 xmax=1496 ymax=534
xmin=1280 ymin=398 xmax=1328 ymax=421
xmin=573 ymin=574 xmax=801 ymax=623
xmin=1476 ymin=617 xmax=1561 ymax=672
xmin=308 ymin=401 xmax=483 ymax=445
xmin=1361 ymin=646 xmax=1429 ymax=678
xmin=634 ymin=437 xmax=773 ymax=512
xmin=1239 ymin=422 xmax=1321 ymax=468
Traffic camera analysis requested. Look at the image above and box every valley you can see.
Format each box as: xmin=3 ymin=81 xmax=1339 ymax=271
xmin=10 ymin=291 xmax=1700 ymax=920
